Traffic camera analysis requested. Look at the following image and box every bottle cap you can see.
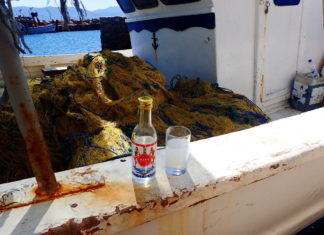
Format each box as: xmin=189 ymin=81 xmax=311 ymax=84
xmin=138 ymin=96 xmax=153 ymax=110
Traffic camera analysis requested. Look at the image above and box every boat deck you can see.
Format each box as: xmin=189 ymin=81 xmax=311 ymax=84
xmin=268 ymin=107 xmax=303 ymax=121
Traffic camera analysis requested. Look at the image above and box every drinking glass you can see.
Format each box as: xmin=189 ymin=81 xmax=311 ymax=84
xmin=165 ymin=126 xmax=191 ymax=176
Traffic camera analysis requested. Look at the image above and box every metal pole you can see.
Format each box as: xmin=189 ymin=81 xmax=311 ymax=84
xmin=0 ymin=20 xmax=58 ymax=194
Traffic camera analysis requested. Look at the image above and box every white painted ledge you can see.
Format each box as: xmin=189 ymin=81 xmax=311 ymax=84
xmin=0 ymin=108 xmax=324 ymax=234
xmin=0 ymin=50 xmax=133 ymax=80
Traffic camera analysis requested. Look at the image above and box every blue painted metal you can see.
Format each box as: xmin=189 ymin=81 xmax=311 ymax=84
xmin=132 ymin=0 xmax=158 ymax=10
xmin=127 ymin=13 xmax=215 ymax=32
xmin=161 ymin=0 xmax=200 ymax=5
xmin=274 ymin=0 xmax=301 ymax=6
xmin=117 ymin=0 xmax=136 ymax=13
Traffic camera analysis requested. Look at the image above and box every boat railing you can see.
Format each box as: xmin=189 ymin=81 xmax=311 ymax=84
xmin=0 ymin=106 xmax=323 ymax=234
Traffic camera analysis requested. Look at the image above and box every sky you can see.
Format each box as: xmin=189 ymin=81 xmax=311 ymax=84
xmin=11 ymin=0 xmax=118 ymax=11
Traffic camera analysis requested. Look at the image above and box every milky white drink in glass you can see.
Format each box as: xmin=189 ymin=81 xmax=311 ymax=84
xmin=165 ymin=126 xmax=191 ymax=176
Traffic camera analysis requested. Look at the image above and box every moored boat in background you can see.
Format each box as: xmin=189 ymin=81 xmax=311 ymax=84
xmin=16 ymin=12 xmax=56 ymax=35
xmin=24 ymin=24 xmax=56 ymax=34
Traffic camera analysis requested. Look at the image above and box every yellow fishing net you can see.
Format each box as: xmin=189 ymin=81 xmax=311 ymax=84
xmin=0 ymin=49 xmax=270 ymax=183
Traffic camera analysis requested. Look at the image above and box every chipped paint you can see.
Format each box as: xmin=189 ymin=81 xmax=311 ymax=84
xmin=270 ymin=164 xmax=280 ymax=169
xmin=230 ymin=176 xmax=241 ymax=182
xmin=0 ymin=183 xmax=104 ymax=213
xmin=70 ymin=203 xmax=78 ymax=208
xmin=41 ymin=216 xmax=101 ymax=235
xmin=0 ymin=170 xmax=105 ymax=212
xmin=0 ymin=108 xmax=324 ymax=234
xmin=74 ymin=168 xmax=98 ymax=176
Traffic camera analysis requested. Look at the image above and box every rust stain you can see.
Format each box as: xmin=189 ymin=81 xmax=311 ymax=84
xmin=86 ymin=227 xmax=102 ymax=235
xmin=74 ymin=168 xmax=97 ymax=176
xmin=19 ymin=103 xmax=58 ymax=195
xmin=270 ymin=164 xmax=280 ymax=170
xmin=90 ymin=182 xmax=133 ymax=205
xmin=70 ymin=203 xmax=78 ymax=208
xmin=168 ymin=199 xmax=179 ymax=206
xmin=8 ymin=180 xmax=227 ymax=232
xmin=19 ymin=102 xmax=35 ymax=126
xmin=251 ymin=173 xmax=276 ymax=185
xmin=161 ymin=198 xmax=168 ymax=207
xmin=145 ymin=199 xmax=157 ymax=208
xmin=32 ymin=182 xmax=104 ymax=201
xmin=115 ymin=205 xmax=139 ymax=215
xmin=39 ymin=182 xmax=222 ymax=233
xmin=260 ymin=75 xmax=265 ymax=103
xmin=264 ymin=1 xmax=270 ymax=15
xmin=189 ymin=198 xmax=210 ymax=207
xmin=8 ymin=75 xmax=20 ymax=86
xmin=230 ymin=176 xmax=241 ymax=182
xmin=0 ymin=182 xmax=104 ymax=213
xmin=265 ymin=6 xmax=269 ymax=14
xmin=160 ymin=193 xmax=180 ymax=208
xmin=189 ymin=193 xmax=225 ymax=208
xmin=41 ymin=216 xmax=101 ymax=235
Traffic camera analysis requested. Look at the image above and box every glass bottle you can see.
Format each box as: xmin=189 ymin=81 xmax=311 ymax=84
xmin=307 ymin=59 xmax=320 ymax=79
xmin=131 ymin=96 xmax=157 ymax=184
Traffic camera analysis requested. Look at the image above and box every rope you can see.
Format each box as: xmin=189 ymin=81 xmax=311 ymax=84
xmin=0 ymin=3 xmax=31 ymax=54
xmin=65 ymin=132 xmax=128 ymax=156
xmin=67 ymin=87 xmax=108 ymax=117
xmin=170 ymin=74 xmax=188 ymax=90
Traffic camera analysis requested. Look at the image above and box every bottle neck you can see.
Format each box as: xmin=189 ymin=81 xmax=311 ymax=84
xmin=139 ymin=108 xmax=152 ymax=126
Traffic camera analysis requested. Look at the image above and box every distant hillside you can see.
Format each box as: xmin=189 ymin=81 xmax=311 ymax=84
xmin=13 ymin=6 xmax=124 ymax=21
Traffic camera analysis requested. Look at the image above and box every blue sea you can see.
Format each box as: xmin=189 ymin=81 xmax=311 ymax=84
xmin=22 ymin=30 xmax=101 ymax=56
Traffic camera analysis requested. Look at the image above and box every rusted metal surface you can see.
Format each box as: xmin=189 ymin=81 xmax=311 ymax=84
xmin=124 ymin=156 xmax=324 ymax=235
xmin=270 ymin=163 xmax=280 ymax=169
xmin=38 ymin=182 xmax=219 ymax=235
xmin=0 ymin=169 xmax=104 ymax=212
xmin=41 ymin=216 xmax=102 ymax=235
xmin=254 ymin=0 xmax=269 ymax=106
xmin=18 ymin=102 xmax=58 ymax=195
xmin=0 ymin=20 xmax=58 ymax=195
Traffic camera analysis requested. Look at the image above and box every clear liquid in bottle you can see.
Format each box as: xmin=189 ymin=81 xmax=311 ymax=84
xmin=131 ymin=96 xmax=157 ymax=184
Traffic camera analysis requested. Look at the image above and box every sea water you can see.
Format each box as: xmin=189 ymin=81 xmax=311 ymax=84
xmin=165 ymin=138 xmax=190 ymax=176
xmin=22 ymin=30 xmax=101 ymax=56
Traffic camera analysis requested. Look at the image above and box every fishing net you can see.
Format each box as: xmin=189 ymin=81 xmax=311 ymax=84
xmin=0 ymin=49 xmax=270 ymax=183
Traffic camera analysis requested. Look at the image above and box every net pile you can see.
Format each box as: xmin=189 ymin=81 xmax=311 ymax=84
xmin=0 ymin=49 xmax=270 ymax=183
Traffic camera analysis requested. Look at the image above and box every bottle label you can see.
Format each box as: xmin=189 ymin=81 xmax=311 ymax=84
xmin=132 ymin=141 xmax=157 ymax=178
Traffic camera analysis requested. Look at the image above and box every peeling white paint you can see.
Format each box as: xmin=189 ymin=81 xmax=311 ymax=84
xmin=0 ymin=108 xmax=323 ymax=234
